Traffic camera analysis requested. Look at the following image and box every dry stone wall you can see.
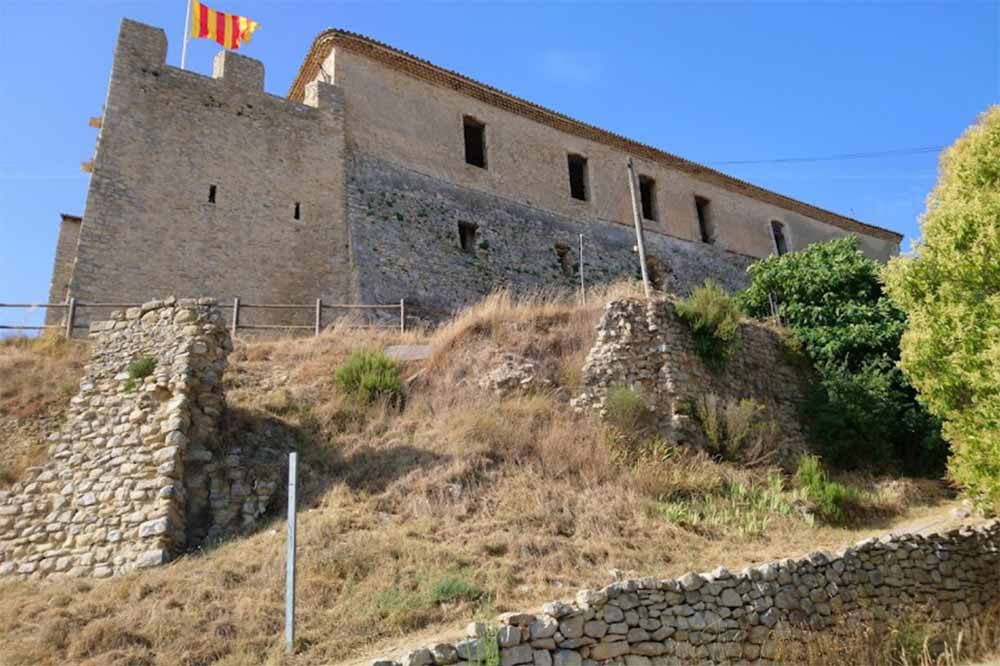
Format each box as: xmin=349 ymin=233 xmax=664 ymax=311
xmin=0 ymin=299 xmax=278 ymax=579
xmin=572 ymin=299 xmax=810 ymax=461
xmin=375 ymin=522 xmax=1000 ymax=666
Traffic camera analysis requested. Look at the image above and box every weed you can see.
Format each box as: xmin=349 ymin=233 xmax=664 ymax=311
xmin=604 ymin=385 xmax=652 ymax=435
xmin=334 ymin=350 xmax=403 ymax=405
xmin=124 ymin=355 xmax=156 ymax=392
xmin=675 ymin=280 xmax=741 ymax=370
xmin=796 ymin=454 xmax=860 ymax=523
xmin=693 ymin=394 xmax=779 ymax=467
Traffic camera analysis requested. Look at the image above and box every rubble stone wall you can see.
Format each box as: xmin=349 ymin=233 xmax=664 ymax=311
xmin=572 ymin=299 xmax=811 ymax=461
xmin=377 ymin=522 xmax=1000 ymax=666
xmin=0 ymin=299 xmax=278 ymax=579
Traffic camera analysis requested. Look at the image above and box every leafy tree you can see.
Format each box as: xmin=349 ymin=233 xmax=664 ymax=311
xmin=884 ymin=106 xmax=1000 ymax=511
xmin=740 ymin=237 xmax=945 ymax=474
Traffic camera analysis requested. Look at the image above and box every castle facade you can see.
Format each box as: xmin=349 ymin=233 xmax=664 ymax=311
xmin=48 ymin=20 xmax=901 ymax=325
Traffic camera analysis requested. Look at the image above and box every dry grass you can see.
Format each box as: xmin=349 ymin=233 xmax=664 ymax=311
xmin=0 ymin=333 xmax=88 ymax=486
xmin=0 ymin=289 xmax=967 ymax=666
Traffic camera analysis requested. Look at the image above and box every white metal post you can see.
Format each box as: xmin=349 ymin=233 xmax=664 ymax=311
xmin=180 ymin=0 xmax=192 ymax=70
xmin=285 ymin=452 xmax=298 ymax=654
xmin=579 ymin=233 xmax=585 ymax=305
xmin=626 ymin=158 xmax=652 ymax=298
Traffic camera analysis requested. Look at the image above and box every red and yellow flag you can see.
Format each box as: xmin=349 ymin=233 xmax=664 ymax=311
xmin=189 ymin=0 xmax=259 ymax=50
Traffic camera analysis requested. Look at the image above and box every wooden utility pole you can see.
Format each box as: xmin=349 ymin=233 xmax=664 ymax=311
xmin=626 ymin=158 xmax=652 ymax=298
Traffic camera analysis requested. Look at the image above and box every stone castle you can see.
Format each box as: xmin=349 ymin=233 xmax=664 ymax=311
xmin=48 ymin=19 xmax=901 ymax=326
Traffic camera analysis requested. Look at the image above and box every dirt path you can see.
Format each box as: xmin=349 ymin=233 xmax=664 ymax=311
xmin=326 ymin=500 xmax=987 ymax=666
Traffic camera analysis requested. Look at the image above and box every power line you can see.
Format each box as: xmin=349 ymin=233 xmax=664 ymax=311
xmin=708 ymin=145 xmax=944 ymax=166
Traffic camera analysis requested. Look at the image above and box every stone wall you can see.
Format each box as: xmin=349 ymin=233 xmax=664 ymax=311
xmin=348 ymin=154 xmax=753 ymax=315
xmin=374 ymin=522 xmax=1000 ymax=666
xmin=45 ymin=214 xmax=81 ymax=326
xmin=572 ymin=299 xmax=811 ymax=461
xmin=0 ymin=299 xmax=278 ymax=579
xmin=66 ymin=20 xmax=351 ymax=330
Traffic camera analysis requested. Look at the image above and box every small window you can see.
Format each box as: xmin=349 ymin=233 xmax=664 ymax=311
xmin=294 ymin=202 xmax=301 ymax=221
xmin=463 ymin=117 xmax=486 ymax=168
xmin=771 ymin=220 xmax=788 ymax=256
xmin=639 ymin=176 xmax=657 ymax=221
xmin=208 ymin=185 xmax=217 ymax=204
xmin=554 ymin=243 xmax=574 ymax=277
xmin=695 ymin=196 xmax=714 ymax=244
xmin=458 ymin=221 xmax=478 ymax=253
xmin=567 ymin=154 xmax=588 ymax=201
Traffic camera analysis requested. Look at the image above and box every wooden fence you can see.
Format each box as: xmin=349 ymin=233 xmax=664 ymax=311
xmin=0 ymin=298 xmax=407 ymax=338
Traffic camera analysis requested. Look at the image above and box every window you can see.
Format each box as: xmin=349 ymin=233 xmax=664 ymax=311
xmin=463 ymin=117 xmax=486 ymax=168
xmin=458 ymin=221 xmax=478 ymax=253
xmin=208 ymin=184 xmax=217 ymax=204
xmin=554 ymin=243 xmax=574 ymax=277
xmin=771 ymin=220 xmax=788 ymax=256
xmin=294 ymin=202 xmax=301 ymax=221
xmin=567 ymin=154 xmax=588 ymax=201
xmin=639 ymin=176 xmax=657 ymax=221
xmin=695 ymin=196 xmax=714 ymax=244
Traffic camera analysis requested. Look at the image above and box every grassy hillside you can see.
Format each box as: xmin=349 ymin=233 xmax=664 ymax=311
xmin=0 ymin=290 xmax=992 ymax=666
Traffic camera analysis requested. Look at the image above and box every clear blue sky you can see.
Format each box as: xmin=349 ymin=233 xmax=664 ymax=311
xmin=0 ymin=1 xmax=996 ymax=327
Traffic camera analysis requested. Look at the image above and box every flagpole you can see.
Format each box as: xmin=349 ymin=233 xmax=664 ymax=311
xmin=180 ymin=0 xmax=192 ymax=70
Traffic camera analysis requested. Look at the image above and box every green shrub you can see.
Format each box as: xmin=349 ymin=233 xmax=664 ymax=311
xmin=795 ymin=454 xmax=859 ymax=523
xmin=885 ymin=106 xmax=1000 ymax=512
xmin=693 ymin=394 xmax=778 ymax=467
xmin=429 ymin=575 xmax=484 ymax=604
xmin=740 ymin=237 xmax=946 ymax=476
xmin=334 ymin=350 xmax=403 ymax=405
xmin=675 ymin=280 xmax=741 ymax=369
xmin=603 ymin=386 xmax=652 ymax=434
xmin=124 ymin=355 xmax=156 ymax=392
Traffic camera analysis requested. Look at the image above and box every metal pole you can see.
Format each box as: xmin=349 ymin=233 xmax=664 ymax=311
xmin=64 ymin=297 xmax=76 ymax=339
xmin=314 ymin=299 xmax=322 ymax=337
xmin=578 ymin=233 xmax=586 ymax=306
xmin=626 ymin=158 xmax=652 ymax=298
xmin=180 ymin=0 xmax=192 ymax=70
xmin=400 ymin=299 xmax=406 ymax=333
xmin=231 ymin=297 xmax=239 ymax=339
xmin=285 ymin=452 xmax=298 ymax=654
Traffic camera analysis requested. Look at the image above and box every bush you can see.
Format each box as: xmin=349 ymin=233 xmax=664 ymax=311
xmin=740 ymin=237 xmax=946 ymax=476
xmin=693 ymin=394 xmax=778 ymax=467
xmin=603 ymin=385 xmax=652 ymax=434
xmin=795 ymin=454 xmax=858 ymax=523
xmin=334 ymin=350 xmax=403 ymax=405
xmin=124 ymin=355 xmax=156 ymax=392
xmin=885 ymin=106 xmax=1000 ymax=512
xmin=675 ymin=280 xmax=741 ymax=369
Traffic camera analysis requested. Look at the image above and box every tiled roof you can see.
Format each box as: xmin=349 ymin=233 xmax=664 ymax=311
xmin=288 ymin=29 xmax=902 ymax=243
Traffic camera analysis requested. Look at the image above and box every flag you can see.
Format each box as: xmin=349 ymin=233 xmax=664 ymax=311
xmin=189 ymin=0 xmax=259 ymax=50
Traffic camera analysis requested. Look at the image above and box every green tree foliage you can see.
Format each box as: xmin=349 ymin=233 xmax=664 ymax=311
xmin=884 ymin=106 xmax=1000 ymax=511
xmin=740 ymin=237 xmax=945 ymax=474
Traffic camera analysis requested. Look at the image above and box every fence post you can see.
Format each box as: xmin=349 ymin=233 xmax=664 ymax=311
xmin=315 ymin=299 xmax=322 ymax=337
xmin=400 ymin=299 xmax=406 ymax=333
xmin=231 ymin=297 xmax=240 ymax=339
xmin=64 ymin=297 xmax=76 ymax=339
xmin=285 ymin=451 xmax=298 ymax=654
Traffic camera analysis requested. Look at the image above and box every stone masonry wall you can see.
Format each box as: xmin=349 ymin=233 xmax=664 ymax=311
xmin=0 ymin=299 xmax=277 ymax=579
xmin=572 ymin=299 xmax=810 ymax=461
xmin=375 ymin=522 xmax=1000 ymax=666
xmin=348 ymin=154 xmax=753 ymax=316
xmin=66 ymin=20 xmax=351 ymax=330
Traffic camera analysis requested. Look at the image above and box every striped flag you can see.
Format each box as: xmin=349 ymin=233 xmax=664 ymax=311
xmin=189 ymin=0 xmax=259 ymax=50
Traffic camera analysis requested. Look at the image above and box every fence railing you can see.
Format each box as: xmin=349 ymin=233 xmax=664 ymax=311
xmin=0 ymin=298 xmax=407 ymax=337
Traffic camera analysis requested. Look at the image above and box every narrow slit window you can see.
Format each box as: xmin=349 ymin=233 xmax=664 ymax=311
xmin=695 ymin=196 xmax=714 ymax=244
xmin=567 ymin=154 xmax=588 ymax=201
xmin=463 ymin=117 xmax=487 ymax=168
xmin=554 ymin=243 xmax=574 ymax=277
xmin=208 ymin=184 xmax=217 ymax=204
xmin=294 ymin=202 xmax=301 ymax=220
xmin=771 ymin=220 xmax=788 ymax=256
xmin=458 ymin=221 xmax=478 ymax=253
xmin=639 ymin=176 xmax=657 ymax=221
